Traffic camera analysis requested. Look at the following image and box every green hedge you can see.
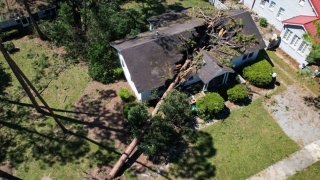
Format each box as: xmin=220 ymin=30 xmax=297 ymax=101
xmin=227 ymin=84 xmax=249 ymax=103
xmin=118 ymin=88 xmax=135 ymax=102
xmin=196 ymin=92 xmax=225 ymax=120
xmin=243 ymin=60 xmax=273 ymax=87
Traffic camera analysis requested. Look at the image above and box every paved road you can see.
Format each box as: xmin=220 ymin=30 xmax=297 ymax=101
xmin=248 ymin=140 xmax=320 ymax=180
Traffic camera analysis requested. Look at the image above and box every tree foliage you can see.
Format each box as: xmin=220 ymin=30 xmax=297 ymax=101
xmin=139 ymin=115 xmax=177 ymax=156
xmin=41 ymin=0 xmax=152 ymax=83
xmin=126 ymin=103 xmax=149 ymax=138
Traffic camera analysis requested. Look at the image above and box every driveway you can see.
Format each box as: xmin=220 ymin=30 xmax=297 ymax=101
xmin=264 ymin=85 xmax=320 ymax=146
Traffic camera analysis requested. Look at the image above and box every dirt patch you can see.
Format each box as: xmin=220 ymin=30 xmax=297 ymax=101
xmin=74 ymin=80 xmax=131 ymax=150
xmin=264 ymin=84 xmax=320 ymax=146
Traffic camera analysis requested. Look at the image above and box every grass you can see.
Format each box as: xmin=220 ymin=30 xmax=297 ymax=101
xmin=288 ymin=161 xmax=320 ymax=180
xmin=0 ymin=37 xmax=121 ymax=179
xmin=199 ymin=99 xmax=300 ymax=179
xmin=267 ymin=51 xmax=319 ymax=95
xmin=123 ymin=0 xmax=215 ymax=13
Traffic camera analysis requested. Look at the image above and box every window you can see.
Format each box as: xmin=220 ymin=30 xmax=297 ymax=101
xmin=299 ymin=0 xmax=305 ymax=6
xmin=298 ymin=41 xmax=309 ymax=54
xmin=269 ymin=1 xmax=276 ymax=11
xmin=290 ymin=35 xmax=300 ymax=47
xmin=283 ymin=29 xmax=293 ymax=41
xmin=276 ymin=8 xmax=285 ymax=20
xmin=242 ymin=54 xmax=248 ymax=60
xmin=248 ymin=52 xmax=254 ymax=58
xmin=260 ymin=0 xmax=267 ymax=7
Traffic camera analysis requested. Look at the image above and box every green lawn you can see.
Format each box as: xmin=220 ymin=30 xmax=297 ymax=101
xmin=199 ymin=99 xmax=300 ymax=179
xmin=267 ymin=51 xmax=319 ymax=95
xmin=0 ymin=37 xmax=121 ymax=179
xmin=288 ymin=161 xmax=320 ymax=180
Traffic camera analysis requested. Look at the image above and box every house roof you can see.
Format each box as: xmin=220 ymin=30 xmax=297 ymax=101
xmin=111 ymin=19 xmax=204 ymax=92
xmin=111 ymin=11 xmax=265 ymax=92
xmin=282 ymin=15 xmax=318 ymax=25
xmin=198 ymin=51 xmax=235 ymax=84
xmin=310 ymin=0 xmax=320 ymax=16
xmin=226 ymin=10 xmax=266 ymax=53
xmin=283 ymin=15 xmax=319 ymax=41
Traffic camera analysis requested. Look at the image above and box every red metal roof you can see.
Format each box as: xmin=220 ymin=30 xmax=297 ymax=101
xmin=310 ymin=0 xmax=320 ymax=16
xmin=282 ymin=16 xmax=318 ymax=25
xmin=304 ymin=19 xmax=319 ymax=36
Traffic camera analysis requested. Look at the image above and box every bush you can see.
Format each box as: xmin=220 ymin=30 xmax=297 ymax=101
xmin=227 ymin=84 xmax=249 ymax=102
xmin=113 ymin=67 xmax=124 ymax=80
xmin=243 ymin=60 xmax=273 ymax=87
xmin=1 ymin=29 xmax=19 ymax=40
xmin=3 ymin=41 xmax=15 ymax=53
xmin=123 ymin=102 xmax=138 ymax=119
xmin=196 ymin=92 xmax=225 ymax=120
xmin=259 ymin=18 xmax=268 ymax=27
xmin=118 ymin=88 xmax=135 ymax=102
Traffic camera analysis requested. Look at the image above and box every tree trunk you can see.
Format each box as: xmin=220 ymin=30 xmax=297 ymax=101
xmin=23 ymin=0 xmax=48 ymax=40
xmin=0 ymin=38 xmax=66 ymax=132
xmin=107 ymin=60 xmax=191 ymax=179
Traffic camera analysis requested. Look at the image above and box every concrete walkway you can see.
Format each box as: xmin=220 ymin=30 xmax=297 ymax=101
xmin=248 ymin=140 xmax=320 ymax=180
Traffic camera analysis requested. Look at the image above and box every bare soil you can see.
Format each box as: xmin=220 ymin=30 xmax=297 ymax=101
xmin=74 ymin=80 xmax=131 ymax=150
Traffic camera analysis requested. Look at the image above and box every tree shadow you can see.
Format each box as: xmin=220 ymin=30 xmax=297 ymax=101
xmin=303 ymin=96 xmax=320 ymax=111
xmin=0 ymin=62 xmax=11 ymax=95
xmin=169 ymin=131 xmax=216 ymax=179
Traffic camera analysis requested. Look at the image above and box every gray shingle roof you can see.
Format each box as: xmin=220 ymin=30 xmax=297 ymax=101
xmin=198 ymin=51 xmax=235 ymax=84
xmin=111 ymin=19 xmax=204 ymax=92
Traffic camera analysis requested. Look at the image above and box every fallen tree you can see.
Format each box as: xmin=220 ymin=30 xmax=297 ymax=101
xmin=107 ymin=59 xmax=191 ymax=179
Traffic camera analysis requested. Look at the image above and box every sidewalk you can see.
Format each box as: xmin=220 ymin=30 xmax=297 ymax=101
xmin=248 ymin=140 xmax=320 ymax=180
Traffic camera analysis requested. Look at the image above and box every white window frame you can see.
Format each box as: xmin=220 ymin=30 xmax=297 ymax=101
xmin=260 ymin=0 xmax=267 ymax=8
xmin=269 ymin=1 xmax=276 ymax=11
xmin=283 ymin=29 xmax=293 ymax=42
xmin=299 ymin=0 xmax=305 ymax=6
xmin=276 ymin=8 xmax=285 ymax=21
xmin=290 ymin=35 xmax=301 ymax=48
xmin=297 ymin=41 xmax=309 ymax=55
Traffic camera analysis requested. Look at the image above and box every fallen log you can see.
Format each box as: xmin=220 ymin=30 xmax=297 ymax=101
xmin=107 ymin=59 xmax=191 ymax=179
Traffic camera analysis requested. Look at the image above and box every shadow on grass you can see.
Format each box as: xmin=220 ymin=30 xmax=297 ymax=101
xmin=169 ymin=131 xmax=216 ymax=179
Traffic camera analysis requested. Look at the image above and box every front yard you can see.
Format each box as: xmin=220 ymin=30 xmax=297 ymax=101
xmin=199 ymin=99 xmax=300 ymax=179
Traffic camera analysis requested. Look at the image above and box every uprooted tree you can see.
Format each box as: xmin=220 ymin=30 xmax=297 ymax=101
xmin=108 ymin=8 xmax=259 ymax=179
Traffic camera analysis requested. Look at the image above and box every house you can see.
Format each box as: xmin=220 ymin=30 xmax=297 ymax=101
xmin=242 ymin=0 xmax=320 ymax=65
xmin=111 ymin=11 xmax=265 ymax=101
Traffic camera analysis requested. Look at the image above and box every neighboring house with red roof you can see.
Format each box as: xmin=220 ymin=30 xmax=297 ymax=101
xmin=242 ymin=0 xmax=320 ymax=65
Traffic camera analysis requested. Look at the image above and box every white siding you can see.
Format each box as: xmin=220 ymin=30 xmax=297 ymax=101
xmin=232 ymin=50 xmax=260 ymax=68
xmin=243 ymin=0 xmax=317 ymax=30
xmin=279 ymin=25 xmax=311 ymax=65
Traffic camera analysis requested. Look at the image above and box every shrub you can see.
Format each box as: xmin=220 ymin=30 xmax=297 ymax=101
xmin=123 ymin=102 xmax=138 ymax=119
xmin=118 ymin=88 xmax=135 ymax=102
xmin=243 ymin=60 xmax=273 ymax=87
xmin=196 ymin=92 xmax=225 ymax=120
xmin=3 ymin=41 xmax=15 ymax=53
xmin=113 ymin=67 xmax=124 ymax=80
xmin=1 ymin=29 xmax=19 ymax=40
xmin=259 ymin=18 xmax=268 ymax=27
xmin=227 ymin=84 xmax=249 ymax=102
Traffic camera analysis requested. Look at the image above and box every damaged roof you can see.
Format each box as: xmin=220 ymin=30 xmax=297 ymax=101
xmin=111 ymin=19 xmax=204 ymax=92
xmin=226 ymin=10 xmax=266 ymax=53
xmin=198 ymin=51 xmax=235 ymax=84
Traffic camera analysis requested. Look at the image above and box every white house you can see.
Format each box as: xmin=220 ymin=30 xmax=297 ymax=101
xmin=111 ymin=11 xmax=266 ymax=101
xmin=242 ymin=0 xmax=320 ymax=65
